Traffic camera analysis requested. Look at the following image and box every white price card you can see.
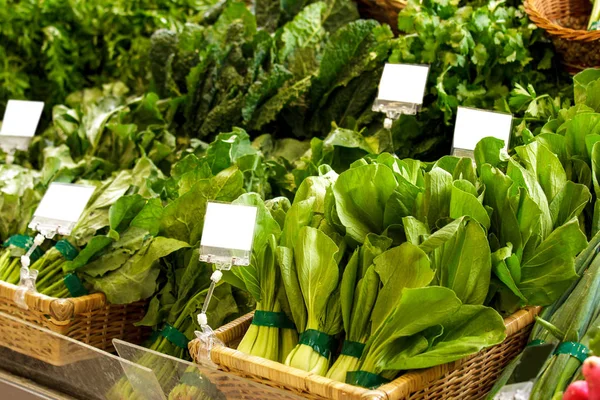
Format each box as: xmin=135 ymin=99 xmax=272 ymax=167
xmin=30 ymin=183 xmax=96 ymax=236
xmin=200 ymin=202 xmax=258 ymax=266
xmin=452 ymin=107 xmax=513 ymax=154
xmin=0 ymin=100 xmax=44 ymax=138
xmin=376 ymin=64 xmax=430 ymax=105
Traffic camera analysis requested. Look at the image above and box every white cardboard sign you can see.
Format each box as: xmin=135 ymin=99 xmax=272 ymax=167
xmin=376 ymin=64 xmax=430 ymax=105
xmin=33 ymin=183 xmax=96 ymax=225
xmin=0 ymin=100 xmax=44 ymax=138
xmin=200 ymin=202 xmax=258 ymax=252
xmin=453 ymin=107 xmax=513 ymax=152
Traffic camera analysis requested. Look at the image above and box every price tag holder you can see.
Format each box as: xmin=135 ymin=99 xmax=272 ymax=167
xmin=28 ymin=183 xmax=96 ymax=238
xmin=196 ymin=201 xmax=258 ymax=351
xmin=452 ymin=107 xmax=513 ymax=158
xmin=199 ymin=202 xmax=258 ymax=267
xmin=16 ymin=183 xmax=95 ymax=309
xmin=372 ymin=63 xmax=430 ymax=128
xmin=0 ymin=100 xmax=44 ymax=153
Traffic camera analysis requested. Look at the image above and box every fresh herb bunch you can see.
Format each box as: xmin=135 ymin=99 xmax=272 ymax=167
xmin=0 ymin=0 xmax=212 ymax=113
xmin=388 ymin=0 xmax=571 ymax=159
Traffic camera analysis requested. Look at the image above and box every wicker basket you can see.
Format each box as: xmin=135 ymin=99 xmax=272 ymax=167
xmin=356 ymin=0 xmax=406 ymax=31
xmin=189 ymin=307 xmax=540 ymax=400
xmin=525 ymin=0 xmax=600 ymax=72
xmin=0 ymin=280 xmax=149 ymax=366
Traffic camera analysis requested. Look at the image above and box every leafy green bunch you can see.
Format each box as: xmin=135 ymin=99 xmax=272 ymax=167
xmin=40 ymin=83 xmax=178 ymax=177
xmin=0 ymin=0 xmax=214 ymax=113
xmin=280 ymin=136 xmax=589 ymax=385
xmin=150 ymin=0 xmax=393 ymax=141
xmin=505 ymin=69 xmax=600 ymax=238
xmin=388 ymin=0 xmax=571 ymax=159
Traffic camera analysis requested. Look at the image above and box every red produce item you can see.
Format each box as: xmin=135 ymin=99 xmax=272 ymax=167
xmin=583 ymin=357 xmax=600 ymax=400
xmin=564 ymin=380 xmax=589 ymax=400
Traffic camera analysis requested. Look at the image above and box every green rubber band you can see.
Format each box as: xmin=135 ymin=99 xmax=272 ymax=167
xmin=341 ymin=340 xmax=365 ymax=358
xmin=554 ymin=342 xmax=589 ymax=363
xmin=527 ymin=339 xmax=546 ymax=347
xmin=63 ymin=273 xmax=88 ymax=297
xmin=252 ymin=311 xmax=296 ymax=330
xmin=160 ymin=324 xmax=190 ymax=349
xmin=3 ymin=235 xmax=44 ymax=262
xmin=55 ymin=240 xmax=78 ymax=261
xmin=345 ymin=371 xmax=390 ymax=389
xmin=298 ymin=329 xmax=335 ymax=358
xmin=4 ymin=235 xmax=32 ymax=250
xmin=180 ymin=371 xmax=207 ymax=388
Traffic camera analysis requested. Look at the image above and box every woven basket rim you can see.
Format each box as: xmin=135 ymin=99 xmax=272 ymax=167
xmin=0 ymin=280 xmax=106 ymax=321
xmin=190 ymin=306 xmax=540 ymax=399
xmin=524 ymin=0 xmax=600 ymax=42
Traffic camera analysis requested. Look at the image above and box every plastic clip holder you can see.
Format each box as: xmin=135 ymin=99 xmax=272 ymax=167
xmin=14 ymin=267 xmax=39 ymax=310
xmin=194 ymin=323 xmax=224 ymax=368
xmin=195 ymin=201 xmax=258 ymax=358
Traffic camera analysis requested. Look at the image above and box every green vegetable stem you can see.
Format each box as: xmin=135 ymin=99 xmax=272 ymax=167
xmin=326 ymin=234 xmax=391 ymax=382
xmin=283 ymin=227 xmax=342 ymax=375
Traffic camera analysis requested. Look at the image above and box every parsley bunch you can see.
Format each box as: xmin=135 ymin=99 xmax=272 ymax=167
xmin=388 ymin=0 xmax=571 ymax=159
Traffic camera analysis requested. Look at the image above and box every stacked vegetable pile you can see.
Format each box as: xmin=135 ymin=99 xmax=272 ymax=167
xmin=230 ymin=122 xmax=591 ymax=387
xmin=0 ymin=0 xmax=214 ymax=113
xmin=148 ymin=0 xmax=392 ymax=143
xmin=387 ymin=0 xmax=571 ymax=158
xmin=0 ymin=1 xmax=597 ymax=398
xmin=0 ymin=0 xmax=409 ymax=379
xmin=489 ymin=69 xmax=600 ymax=399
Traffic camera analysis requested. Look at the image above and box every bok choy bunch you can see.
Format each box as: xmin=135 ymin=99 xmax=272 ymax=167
xmin=283 ymin=226 xmax=342 ymax=375
xmin=277 ymin=169 xmax=346 ymax=374
xmin=325 ymin=234 xmax=391 ymax=381
xmin=342 ymin=241 xmax=504 ymax=387
xmin=231 ymin=194 xmax=298 ymax=362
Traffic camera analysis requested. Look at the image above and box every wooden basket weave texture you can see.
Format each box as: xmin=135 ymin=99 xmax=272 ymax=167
xmin=525 ymin=0 xmax=600 ymax=71
xmin=189 ymin=307 xmax=540 ymax=399
xmin=356 ymin=0 xmax=406 ymax=31
xmin=0 ymin=280 xmax=148 ymax=366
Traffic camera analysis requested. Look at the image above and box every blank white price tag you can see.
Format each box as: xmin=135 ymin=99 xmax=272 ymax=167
xmin=201 ymin=202 xmax=257 ymax=251
xmin=200 ymin=202 xmax=258 ymax=266
xmin=30 ymin=183 xmax=96 ymax=236
xmin=376 ymin=64 xmax=429 ymax=105
xmin=453 ymin=107 xmax=513 ymax=153
xmin=0 ymin=100 xmax=44 ymax=138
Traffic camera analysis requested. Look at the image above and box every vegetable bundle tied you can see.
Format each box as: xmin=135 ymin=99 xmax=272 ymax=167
xmin=283 ymin=226 xmax=342 ymax=375
xmin=326 ymin=233 xmax=391 ymax=382
xmin=0 ymin=237 xmax=83 ymax=298
xmin=34 ymin=242 xmax=82 ymax=298
xmin=339 ymin=243 xmax=505 ymax=387
xmin=234 ymin=193 xmax=298 ymax=362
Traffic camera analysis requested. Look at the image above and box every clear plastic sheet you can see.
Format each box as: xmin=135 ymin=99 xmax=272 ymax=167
xmin=493 ymin=382 xmax=533 ymax=400
xmin=0 ymin=312 xmax=163 ymax=400
xmin=114 ymin=339 xmax=305 ymax=400
xmin=0 ymin=311 xmax=304 ymax=399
